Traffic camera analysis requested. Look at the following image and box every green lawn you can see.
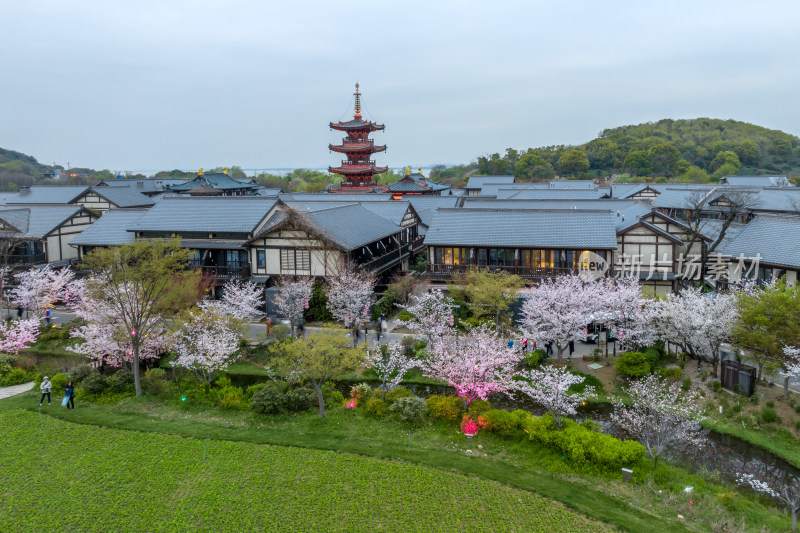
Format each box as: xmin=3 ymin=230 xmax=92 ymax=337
xmin=0 ymin=409 xmax=613 ymax=533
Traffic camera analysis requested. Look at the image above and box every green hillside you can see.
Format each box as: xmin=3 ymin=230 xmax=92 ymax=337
xmin=435 ymin=118 xmax=800 ymax=184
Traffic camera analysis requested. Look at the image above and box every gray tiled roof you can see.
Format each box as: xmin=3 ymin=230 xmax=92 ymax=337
xmin=549 ymin=180 xmax=595 ymax=189
xmin=719 ymin=215 xmax=800 ymax=267
xmin=283 ymin=201 xmax=358 ymax=212
xmin=166 ymin=173 xmax=257 ymax=192
xmin=132 ymin=197 xmax=278 ymax=233
xmin=404 ymin=196 xmax=460 ymax=212
xmin=721 ymin=176 xmax=792 ymax=187
xmin=255 ymin=188 xmax=282 ymax=197
xmin=424 ymin=209 xmax=618 ymax=248
xmin=386 ymin=180 xmax=429 ymax=192
xmin=280 ymin=193 xmax=395 ymax=202
xmin=464 ymin=175 xmax=515 ymax=190
xmin=358 ymin=201 xmax=414 ymax=225
xmin=1 ymin=186 xmax=89 ymax=205
xmin=89 ymin=186 xmax=155 ymax=208
xmin=650 ymin=187 xmax=714 ymax=209
xmin=608 ymin=184 xmax=653 ymax=198
xmin=70 ymin=209 xmax=146 ymax=246
xmin=0 ymin=205 xmax=86 ymax=238
xmin=479 ymin=183 xmax=549 ymax=196
xmin=500 ymin=188 xmax=607 ymax=200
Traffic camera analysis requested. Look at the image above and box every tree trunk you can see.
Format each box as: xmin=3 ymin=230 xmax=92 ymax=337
xmin=132 ymin=340 xmax=142 ymax=397
xmin=557 ymin=345 xmax=565 ymax=362
xmin=793 ymin=507 xmax=797 ymax=532
xmin=313 ymin=381 xmax=326 ymax=418
xmin=785 ymin=375 xmax=791 ymax=400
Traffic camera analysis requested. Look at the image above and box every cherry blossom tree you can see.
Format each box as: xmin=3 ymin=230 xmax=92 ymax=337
xmin=650 ymin=287 xmax=738 ymax=376
xmin=366 ymin=343 xmax=417 ymax=394
xmin=738 ymin=465 xmax=800 ymax=531
xmin=0 ymin=318 xmax=40 ymax=354
xmin=398 ymin=288 xmax=456 ymax=344
xmin=272 ymin=275 xmax=313 ymax=336
xmin=11 ymin=265 xmax=74 ymax=318
xmin=597 ymin=277 xmax=657 ymax=350
xmin=784 ymin=346 xmax=800 ymax=378
xmin=514 ymin=365 xmax=594 ymax=429
xmin=201 ymin=279 xmax=264 ymax=320
xmin=612 ymin=374 xmax=704 ymax=466
xmin=172 ymin=308 xmax=241 ymax=389
xmin=422 ymin=323 xmax=521 ymax=409
xmin=518 ymin=274 xmax=607 ymax=361
xmin=325 ymin=260 xmax=376 ymax=345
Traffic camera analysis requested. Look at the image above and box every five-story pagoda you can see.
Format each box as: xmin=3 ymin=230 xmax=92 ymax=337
xmin=329 ymin=83 xmax=388 ymax=192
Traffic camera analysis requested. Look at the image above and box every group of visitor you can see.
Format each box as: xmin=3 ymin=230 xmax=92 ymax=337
xmin=38 ymin=377 xmax=75 ymax=409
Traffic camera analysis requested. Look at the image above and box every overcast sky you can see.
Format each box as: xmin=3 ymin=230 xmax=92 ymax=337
xmin=2 ymin=1 xmax=800 ymax=173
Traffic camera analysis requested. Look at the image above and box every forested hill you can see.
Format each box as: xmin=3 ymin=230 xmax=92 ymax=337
xmin=432 ymin=118 xmax=800 ymax=184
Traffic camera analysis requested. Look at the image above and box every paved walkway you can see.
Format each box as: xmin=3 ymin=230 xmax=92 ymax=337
xmin=0 ymin=381 xmax=34 ymax=400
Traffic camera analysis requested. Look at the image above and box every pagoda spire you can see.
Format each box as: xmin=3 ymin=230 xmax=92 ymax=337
xmin=354 ymin=82 xmax=362 ymax=119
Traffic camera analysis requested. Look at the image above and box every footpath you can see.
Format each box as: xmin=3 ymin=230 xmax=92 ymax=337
xmin=0 ymin=382 xmax=34 ymax=400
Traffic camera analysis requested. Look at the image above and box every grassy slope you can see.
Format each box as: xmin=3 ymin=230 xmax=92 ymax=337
xmin=0 ymin=409 xmax=619 ymax=533
xmin=0 ymin=393 xmax=698 ymax=533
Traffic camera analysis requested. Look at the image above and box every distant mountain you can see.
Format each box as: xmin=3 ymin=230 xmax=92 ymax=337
xmin=447 ymin=118 xmax=800 ymax=184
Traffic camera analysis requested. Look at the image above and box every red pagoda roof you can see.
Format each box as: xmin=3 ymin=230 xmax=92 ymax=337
xmin=329 ymin=118 xmax=385 ymax=132
xmin=329 ymin=142 xmax=386 ymax=154
xmin=328 ymin=164 xmax=389 ymax=177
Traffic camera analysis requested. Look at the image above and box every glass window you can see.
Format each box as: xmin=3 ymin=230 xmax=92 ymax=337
xmin=477 ymin=249 xmax=487 ymax=266
xmin=443 ymin=247 xmax=453 ymax=265
xmin=489 ymin=249 xmax=498 ymax=267
xmin=434 ymin=247 xmax=442 ymax=264
xmin=257 ymin=250 xmax=265 ymax=268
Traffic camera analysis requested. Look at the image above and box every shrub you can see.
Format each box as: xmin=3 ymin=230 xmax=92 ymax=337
xmin=708 ymin=380 xmax=722 ymax=393
xmin=0 ymin=367 xmax=27 ymax=386
xmin=426 ymin=395 xmax=463 ymax=421
xmin=467 ymin=400 xmax=491 ymax=417
xmin=657 ymin=367 xmax=683 ymax=381
xmin=523 ymin=349 xmax=546 ymax=368
xmin=568 ymin=370 xmax=604 ymax=394
xmin=216 ymin=386 xmax=244 ymax=410
xmin=614 ymin=352 xmax=650 ymax=378
xmin=284 ymin=387 xmax=316 ymax=413
xmin=762 ymin=407 xmax=778 ymax=423
xmin=37 ymin=326 xmax=70 ymax=342
xmin=67 ymin=364 xmax=95 ymax=383
xmin=524 ymin=414 xmax=644 ymax=468
xmin=50 ymin=372 xmax=68 ymax=392
xmin=245 ymin=383 xmax=267 ymax=400
xmin=766 ymin=400 xmax=775 ymax=408
xmin=390 ymin=397 xmax=427 ymax=424
xmin=384 ymin=386 xmax=413 ymax=403
xmin=481 ymin=409 xmax=524 ymax=438
xmin=795 ymin=420 xmax=800 ymax=432
xmin=272 ymin=324 xmax=291 ymax=341
xmin=681 ymin=377 xmax=692 ymax=392
xmin=215 ymin=376 xmax=232 ymax=388
xmin=106 ymin=369 xmax=134 ymax=393
xmin=794 ymin=405 xmax=800 ymax=414
xmin=349 ymin=382 xmax=373 ymax=405
xmin=366 ymin=397 xmax=388 ymax=417
xmin=461 ymin=415 xmax=481 ymax=436
xmin=322 ymin=383 xmax=344 ymax=409
xmin=396 ymin=311 xmax=413 ymax=322
xmin=251 ymin=383 xmax=287 ymax=414
xmin=81 ymin=373 xmax=107 ymax=395
xmin=145 ymin=368 xmax=166 ymax=380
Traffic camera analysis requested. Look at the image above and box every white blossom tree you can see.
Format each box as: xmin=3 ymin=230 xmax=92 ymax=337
xmin=738 ymin=465 xmax=800 ymax=531
xmin=398 ymin=289 xmax=456 ymax=345
xmin=11 ymin=265 xmax=74 ymax=318
xmin=597 ymin=277 xmax=657 ymax=350
xmin=612 ymin=374 xmax=704 ymax=466
xmin=514 ymin=365 xmax=594 ymax=429
xmin=0 ymin=318 xmax=40 ymax=354
xmin=518 ymin=274 xmax=607 ymax=361
xmin=366 ymin=343 xmax=417 ymax=394
xmin=325 ymin=260 xmax=376 ymax=345
xmin=172 ymin=307 xmax=242 ymax=389
xmin=272 ymin=275 xmax=313 ymax=336
xmin=201 ymin=279 xmax=264 ymax=320
xmin=423 ymin=323 xmax=521 ymax=409
xmin=650 ymin=287 xmax=738 ymax=376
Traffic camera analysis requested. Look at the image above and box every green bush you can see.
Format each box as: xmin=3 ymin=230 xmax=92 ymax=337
xmin=614 ymin=352 xmax=650 ymax=378
xmin=145 ymin=368 xmax=166 ymax=380
xmin=216 ymin=386 xmax=244 ymax=410
xmin=568 ymin=370 xmax=604 ymax=395
xmin=365 ymin=397 xmax=388 ymax=417
xmin=523 ymin=349 xmax=546 ymax=368
xmin=481 ymin=409 xmax=526 ymax=438
xmin=467 ymin=400 xmax=491 ymax=417
xmin=350 ymin=382 xmax=373 ymax=405
xmin=67 ymin=364 xmax=95 ymax=384
xmin=794 ymin=405 xmax=800 ymax=414
xmin=245 ymin=383 xmax=267 ymax=400
xmin=215 ymin=376 xmax=232 ymax=388
xmin=81 ymin=373 xmax=107 ymax=395
xmin=251 ymin=383 xmax=286 ymax=414
xmin=524 ymin=414 xmax=644 ymax=468
xmin=285 ymin=387 xmax=317 ymax=413
xmin=0 ymin=367 xmax=28 ymax=386
xmin=794 ymin=420 xmax=800 ymax=432
xmin=390 ymin=397 xmax=427 ymax=425
xmin=384 ymin=386 xmax=413 ymax=403
xmin=396 ymin=311 xmax=413 ymax=322
xmin=708 ymin=380 xmax=722 ymax=393
xmin=657 ymin=367 xmax=683 ymax=381
xmin=106 ymin=369 xmax=134 ymax=393
xmin=37 ymin=326 xmax=70 ymax=342
xmin=272 ymin=324 xmax=291 ymax=341
xmin=50 ymin=373 xmax=68 ymax=392
xmin=681 ymin=377 xmax=691 ymax=391
xmin=426 ymin=395 xmax=463 ymax=421
xmin=762 ymin=407 xmax=778 ymax=423
xmin=322 ymin=382 xmax=344 ymax=409
xmin=766 ymin=400 xmax=775 ymax=408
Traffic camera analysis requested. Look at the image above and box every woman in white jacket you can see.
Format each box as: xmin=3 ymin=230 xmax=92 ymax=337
xmin=39 ymin=377 xmax=52 ymax=406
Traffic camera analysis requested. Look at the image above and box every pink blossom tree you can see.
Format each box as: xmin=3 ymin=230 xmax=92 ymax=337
xmin=201 ymin=279 xmax=264 ymax=320
xmin=398 ymin=288 xmax=456 ymax=344
xmin=514 ymin=365 xmax=594 ymax=429
xmin=11 ymin=265 xmax=74 ymax=318
xmin=0 ymin=318 xmax=40 ymax=354
xmin=518 ymin=274 xmax=608 ymax=361
xmin=423 ymin=323 xmax=521 ymax=409
xmin=172 ymin=308 xmax=241 ymax=389
xmin=650 ymin=287 xmax=738 ymax=376
xmin=325 ymin=260 xmax=376 ymax=345
xmin=738 ymin=465 xmax=800 ymax=531
xmin=366 ymin=343 xmax=417 ymax=394
xmin=612 ymin=374 xmax=704 ymax=466
xmin=272 ymin=275 xmax=313 ymax=336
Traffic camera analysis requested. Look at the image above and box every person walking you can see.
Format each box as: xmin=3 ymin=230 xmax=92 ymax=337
xmin=63 ymin=381 xmax=75 ymax=410
xmin=380 ymin=312 xmax=387 ymax=332
xmin=568 ymin=340 xmax=575 ymax=360
xmin=16 ymin=305 xmax=23 ymax=319
xmin=39 ymin=377 xmax=52 ymax=406
xmin=521 ymin=338 xmax=528 ymax=353
xmin=44 ymin=307 xmax=52 ymax=326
